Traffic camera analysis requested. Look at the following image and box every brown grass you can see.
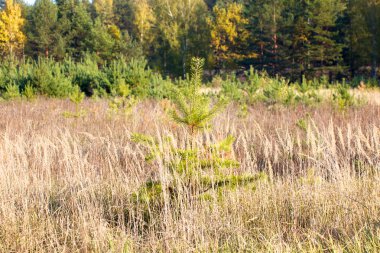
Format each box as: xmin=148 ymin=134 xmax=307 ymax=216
xmin=0 ymin=98 xmax=379 ymax=252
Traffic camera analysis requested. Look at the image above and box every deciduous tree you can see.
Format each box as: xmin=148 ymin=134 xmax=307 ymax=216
xmin=208 ymin=2 xmax=252 ymax=70
xmin=132 ymin=0 xmax=155 ymax=46
xmin=0 ymin=0 xmax=26 ymax=57
xmin=93 ymin=0 xmax=113 ymax=24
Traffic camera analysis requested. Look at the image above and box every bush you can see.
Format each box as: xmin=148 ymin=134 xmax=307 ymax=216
xmin=28 ymin=58 xmax=73 ymax=98
xmin=22 ymin=82 xmax=36 ymax=101
xmin=0 ymin=57 xmax=31 ymax=93
xmin=333 ymin=84 xmax=356 ymax=110
xmin=0 ymin=55 xmax=375 ymax=107
xmin=2 ymin=83 xmax=21 ymax=100
xmin=71 ymin=55 xmax=110 ymax=97
xmin=123 ymin=58 xmax=152 ymax=97
xmin=63 ymin=86 xmax=86 ymax=118
xmin=221 ymin=76 xmax=245 ymax=102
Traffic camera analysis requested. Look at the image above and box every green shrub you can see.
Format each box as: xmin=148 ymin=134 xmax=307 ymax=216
xmin=2 ymin=83 xmax=21 ymax=100
xmin=108 ymin=81 xmax=137 ymax=117
xmin=63 ymin=86 xmax=86 ymax=118
xmin=262 ymin=78 xmax=291 ymax=105
xmin=367 ymin=77 xmax=379 ymax=87
xmin=105 ymin=57 xmax=169 ymax=99
xmin=0 ymin=54 xmax=375 ymax=107
xmin=30 ymin=58 xmax=73 ymax=98
xmin=294 ymin=79 xmax=322 ymax=106
xmin=72 ymin=55 xmax=110 ymax=97
xmin=221 ymin=77 xmax=245 ymax=102
xmin=123 ymin=58 xmax=152 ymax=97
xmin=147 ymin=75 xmax=174 ymax=99
xmin=333 ymin=84 xmax=355 ymax=110
xmin=245 ymin=66 xmax=262 ymax=90
xmin=22 ymin=82 xmax=36 ymax=101
xmin=0 ymin=57 xmax=31 ymax=94
xmin=352 ymin=76 xmax=365 ymax=88
xmin=295 ymin=89 xmax=322 ymax=106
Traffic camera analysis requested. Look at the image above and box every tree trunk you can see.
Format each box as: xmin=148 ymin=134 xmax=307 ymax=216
xmin=182 ymin=36 xmax=187 ymax=78
xmin=272 ymin=4 xmax=278 ymax=72
xmin=371 ymin=33 xmax=377 ymax=78
xmin=368 ymin=7 xmax=378 ymax=79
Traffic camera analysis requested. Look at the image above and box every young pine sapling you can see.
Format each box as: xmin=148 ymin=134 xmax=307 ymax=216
xmin=108 ymin=81 xmax=137 ymax=118
xmin=63 ymin=86 xmax=86 ymax=118
xmin=132 ymin=57 xmax=267 ymax=217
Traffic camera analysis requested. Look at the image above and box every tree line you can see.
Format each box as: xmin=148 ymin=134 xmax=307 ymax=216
xmin=0 ymin=0 xmax=379 ymax=81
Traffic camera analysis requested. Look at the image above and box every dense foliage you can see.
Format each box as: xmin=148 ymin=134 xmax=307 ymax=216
xmin=0 ymin=0 xmax=379 ymax=81
xmin=0 ymin=54 xmax=368 ymax=112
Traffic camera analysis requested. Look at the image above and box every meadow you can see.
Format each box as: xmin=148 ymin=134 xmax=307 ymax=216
xmin=0 ymin=93 xmax=380 ymax=252
xmin=1 ymin=0 xmax=380 ymax=250
xmin=0 ymin=58 xmax=379 ymax=252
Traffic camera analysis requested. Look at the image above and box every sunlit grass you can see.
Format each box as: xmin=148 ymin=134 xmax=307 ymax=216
xmin=0 ymin=99 xmax=379 ymax=252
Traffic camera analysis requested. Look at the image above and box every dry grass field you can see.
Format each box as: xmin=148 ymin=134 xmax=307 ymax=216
xmin=0 ymin=98 xmax=380 ymax=252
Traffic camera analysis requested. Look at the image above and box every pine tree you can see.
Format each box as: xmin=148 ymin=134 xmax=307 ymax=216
xmin=348 ymin=0 xmax=380 ymax=78
xmin=55 ymin=0 xmax=93 ymax=59
xmin=307 ymin=0 xmax=346 ymax=77
xmin=365 ymin=0 xmax=380 ymax=78
xmin=26 ymin=0 xmax=58 ymax=58
xmin=132 ymin=57 xmax=266 ymax=216
xmin=270 ymin=0 xmax=346 ymax=79
xmin=170 ymin=57 xmax=227 ymax=134
xmin=90 ymin=18 xmax=115 ymax=61
xmin=246 ymin=0 xmax=286 ymax=73
xmin=0 ymin=0 xmax=26 ymax=57
xmin=281 ymin=0 xmax=311 ymax=79
xmin=63 ymin=85 xmax=86 ymax=118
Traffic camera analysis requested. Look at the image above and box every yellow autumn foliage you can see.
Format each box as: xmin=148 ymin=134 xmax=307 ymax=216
xmin=94 ymin=0 xmax=113 ymax=24
xmin=0 ymin=0 xmax=26 ymax=56
xmin=208 ymin=3 xmax=252 ymax=66
xmin=132 ymin=0 xmax=155 ymax=44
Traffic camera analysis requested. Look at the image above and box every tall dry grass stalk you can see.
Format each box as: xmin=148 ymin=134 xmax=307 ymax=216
xmin=0 ymin=99 xmax=379 ymax=252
